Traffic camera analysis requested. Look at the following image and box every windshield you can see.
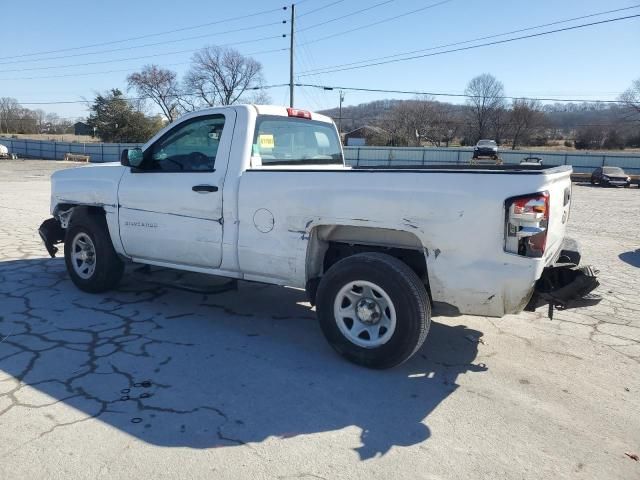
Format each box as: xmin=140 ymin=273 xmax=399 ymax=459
xmin=253 ymin=116 xmax=343 ymax=166
xmin=603 ymin=167 xmax=624 ymax=175
xmin=477 ymin=140 xmax=496 ymax=146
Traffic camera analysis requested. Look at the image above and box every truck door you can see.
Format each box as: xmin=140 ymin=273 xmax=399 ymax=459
xmin=118 ymin=111 xmax=235 ymax=269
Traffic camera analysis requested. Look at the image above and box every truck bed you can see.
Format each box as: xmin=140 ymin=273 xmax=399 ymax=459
xmin=351 ymin=164 xmax=571 ymax=174
xmin=261 ymin=163 xmax=571 ymax=174
xmin=352 ymin=163 xmax=571 ymax=174
xmin=239 ymin=164 xmax=573 ymax=316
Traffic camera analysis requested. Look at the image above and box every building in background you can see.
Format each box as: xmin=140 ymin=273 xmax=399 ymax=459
xmin=74 ymin=122 xmax=93 ymax=136
xmin=344 ymin=126 xmax=389 ymax=146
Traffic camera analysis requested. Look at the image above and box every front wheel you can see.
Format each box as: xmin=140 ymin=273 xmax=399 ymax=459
xmin=64 ymin=212 xmax=124 ymax=293
xmin=316 ymin=253 xmax=431 ymax=369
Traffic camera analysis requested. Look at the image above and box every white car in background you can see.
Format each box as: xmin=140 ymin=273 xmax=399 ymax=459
xmin=0 ymin=143 xmax=17 ymax=159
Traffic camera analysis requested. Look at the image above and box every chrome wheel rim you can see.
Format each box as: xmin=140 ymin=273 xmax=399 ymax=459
xmin=333 ymin=280 xmax=397 ymax=348
xmin=71 ymin=232 xmax=96 ymax=279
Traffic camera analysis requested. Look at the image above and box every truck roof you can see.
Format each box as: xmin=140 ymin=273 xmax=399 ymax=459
xmin=169 ymin=104 xmax=335 ymax=125
xmin=252 ymin=105 xmax=334 ymax=124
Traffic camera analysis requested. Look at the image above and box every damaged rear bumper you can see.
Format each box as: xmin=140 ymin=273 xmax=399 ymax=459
xmin=525 ymin=242 xmax=601 ymax=317
xmin=38 ymin=217 xmax=65 ymax=258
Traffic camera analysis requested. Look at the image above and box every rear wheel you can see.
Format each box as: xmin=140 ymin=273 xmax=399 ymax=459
xmin=316 ymin=252 xmax=430 ymax=369
xmin=64 ymin=212 xmax=124 ymax=293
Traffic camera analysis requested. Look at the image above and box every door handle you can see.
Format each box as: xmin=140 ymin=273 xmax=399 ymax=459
xmin=192 ymin=184 xmax=218 ymax=193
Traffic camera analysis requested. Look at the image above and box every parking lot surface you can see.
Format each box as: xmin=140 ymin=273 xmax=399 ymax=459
xmin=1 ymin=160 xmax=638 ymax=480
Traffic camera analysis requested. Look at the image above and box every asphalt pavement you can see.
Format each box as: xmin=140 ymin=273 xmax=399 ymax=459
xmin=0 ymin=160 xmax=638 ymax=479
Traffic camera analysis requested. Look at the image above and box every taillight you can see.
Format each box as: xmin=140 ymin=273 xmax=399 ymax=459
xmin=504 ymin=192 xmax=550 ymax=258
xmin=287 ymin=107 xmax=312 ymax=119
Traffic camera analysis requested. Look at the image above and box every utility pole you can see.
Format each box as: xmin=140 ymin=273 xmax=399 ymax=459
xmin=289 ymin=4 xmax=295 ymax=108
xmin=338 ymin=90 xmax=345 ymax=135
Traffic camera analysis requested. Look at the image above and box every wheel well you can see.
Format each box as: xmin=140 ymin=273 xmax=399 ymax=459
xmin=305 ymin=225 xmax=431 ymax=305
xmin=74 ymin=205 xmax=105 ymax=217
xmin=323 ymin=242 xmax=427 ymax=280
xmin=54 ymin=204 xmax=105 ymax=223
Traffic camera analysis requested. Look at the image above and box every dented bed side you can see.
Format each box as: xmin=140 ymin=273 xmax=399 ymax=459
xmin=235 ymin=166 xmax=574 ymax=317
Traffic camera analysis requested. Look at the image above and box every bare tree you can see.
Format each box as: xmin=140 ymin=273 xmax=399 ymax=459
xmin=620 ymin=78 xmax=640 ymax=116
xmin=381 ymin=98 xmax=463 ymax=147
xmin=384 ymin=101 xmax=422 ymax=146
xmin=574 ymin=125 xmax=606 ymax=149
xmin=422 ymin=102 xmax=460 ymax=147
xmin=127 ymin=65 xmax=181 ymax=122
xmin=34 ymin=109 xmax=46 ymax=132
xmin=246 ymin=88 xmax=272 ymax=105
xmin=465 ymin=73 xmax=506 ymax=142
xmin=0 ymin=97 xmax=20 ymax=134
xmin=184 ymin=46 xmax=264 ymax=107
xmin=509 ymin=98 xmax=545 ymax=149
xmin=379 ymin=106 xmax=408 ymax=146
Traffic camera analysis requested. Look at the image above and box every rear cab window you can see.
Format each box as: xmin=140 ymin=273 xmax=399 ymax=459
xmin=252 ymin=116 xmax=343 ymax=166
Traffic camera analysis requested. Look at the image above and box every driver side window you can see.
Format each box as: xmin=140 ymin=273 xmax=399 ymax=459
xmin=145 ymin=115 xmax=225 ymax=172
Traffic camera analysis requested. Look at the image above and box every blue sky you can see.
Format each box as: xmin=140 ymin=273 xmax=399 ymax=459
xmin=1 ymin=0 xmax=638 ymax=119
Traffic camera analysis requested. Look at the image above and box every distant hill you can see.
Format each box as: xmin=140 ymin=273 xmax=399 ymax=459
xmin=320 ymin=99 xmax=631 ymax=133
xmin=319 ymin=98 xmax=639 ymax=149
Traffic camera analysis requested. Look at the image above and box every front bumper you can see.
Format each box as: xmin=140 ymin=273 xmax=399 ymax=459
xmin=473 ymin=149 xmax=498 ymax=157
xmin=38 ymin=217 xmax=65 ymax=258
xmin=606 ymin=181 xmax=630 ymax=187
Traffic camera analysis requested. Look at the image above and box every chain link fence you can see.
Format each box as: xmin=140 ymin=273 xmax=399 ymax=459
xmin=0 ymin=137 xmax=141 ymax=163
xmin=2 ymin=137 xmax=640 ymax=174
xmin=343 ymin=146 xmax=640 ymax=174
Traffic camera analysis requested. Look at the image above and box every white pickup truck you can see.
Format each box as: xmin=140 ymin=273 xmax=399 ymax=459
xmin=39 ymin=105 xmax=600 ymax=368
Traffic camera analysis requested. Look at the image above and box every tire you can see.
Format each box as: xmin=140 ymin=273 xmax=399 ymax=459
xmin=64 ymin=211 xmax=124 ymax=293
xmin=316 ymin=252 xmax=431 ymax=369
xmin=590 ymin=177 xmax=596 ymax=185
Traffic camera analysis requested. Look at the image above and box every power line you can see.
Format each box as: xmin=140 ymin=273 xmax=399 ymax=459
xmin=298 ymin=0 xmax=346 ymax=18
xmin=8 ymin=84 xmax=628 ymax=108
xmin=0 ymin=6 xmax=288 ymax=61
xmin=319 ymin=115 xmax=640 ymax=128
xmin=296 ymin=83 xmax=629 ymax=104
xmin=301 ymin=0 xmax=454 ymax=46
xmin=292 ymin=0 xmax=400 ymax=106
xmin=0 ymin=116 xmax=634 ymax=128
xmin=12 ymin=83 xmax=291 ymax=106
xmin=0 ymin=21 xmax=288 ymax=66
xmin=294 ymin=42 xmax=328 ymax=110
xmin=298 ymin=13 xmax=640 ymax=76
xmin=0 ymin=48 xmax=287 ymax=82
xmin=296 ymin=0 xmax=395 ymax=32
xmin=299 ymin=4 xmax=640 ymax=74
xmin=0 ymin=35 xmax=287 ymax=73
xmin=294 ymin=19 xmax=336 ymax=110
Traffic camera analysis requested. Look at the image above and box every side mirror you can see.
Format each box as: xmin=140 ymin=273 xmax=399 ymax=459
xmin=121 ymin=148 xmax=144 ymax=168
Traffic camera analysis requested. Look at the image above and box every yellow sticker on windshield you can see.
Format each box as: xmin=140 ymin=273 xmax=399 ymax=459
xmin=258 ymin=134 xmax=275 ymax=149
